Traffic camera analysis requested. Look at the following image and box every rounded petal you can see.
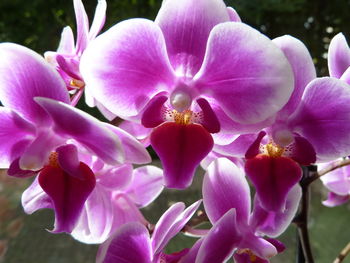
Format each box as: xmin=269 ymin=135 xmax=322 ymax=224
xmin=328 ymin=33 xmax=350 ymax=78
xmin=155 ymin=0 xmax=230 ymax=75
xmin=80 ymin=18 xmax=176 ymax=117
xmin=273 ymin=35 xmax=316 ymax=117
xmin=35 ymin=97 xmax=124 ymax=165
xmin=0 ymin=43 xmax=69 ymax=124
xmin=194 ymin=22 xmax=294 ymax=125
xmin=245 ymin=155 xmax=302 ymax=212
xmin=150 ymin=122 xmax=213 ymax=189
xmin=96 ymin=222 xmax=152 ymax=263
xmin=203 ymin=158 xmax=250 ymax=225
xmin=288 ymin=77 xmax=350 ymax=161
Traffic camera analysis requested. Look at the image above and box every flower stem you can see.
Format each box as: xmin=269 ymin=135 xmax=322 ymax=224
xmin=181 ymin=210 xmax=209 ymax=237
xmin=186 ymin=210 xmax=208 ymax=228
xmin=333 ymin=242 xmax=350 ymax=263
xmin=294 ymin=165 xmax=316 ymax=263
xmin=305 ymin=159 xmax=350 ymax=185
xmin=296 ymin=232 xmax=305 ymax=263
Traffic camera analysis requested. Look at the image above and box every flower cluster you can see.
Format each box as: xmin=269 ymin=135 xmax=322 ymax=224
xmin=1 ymin=0 xmax=350 ymax=262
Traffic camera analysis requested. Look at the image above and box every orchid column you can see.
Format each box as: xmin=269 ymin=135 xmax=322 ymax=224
xmin=80 ymin=0 xmax=294 ymax=189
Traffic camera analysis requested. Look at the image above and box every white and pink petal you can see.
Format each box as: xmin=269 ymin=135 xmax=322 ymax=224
xmin=125 ymin=165 xmax=164 ymax=208
xmin=194 ymin=22 xmax=294 ymax=125
xmin=155 ymin=0 xmax=230 ymax=76
xmin=328 ymin=33 xmax=350 ymax=78
xmin=273 ymin=35 xmax=316 ymax=118
xmin=35 ymin=97 xmax=124 ymax=165
xmin=203 ymin=158 xmax=251 ymax=225
xmin=288 ymin=77 xmax=350 ymax=161
xmin=96 ymin=222 xmax=152 ymax=263
xmin=0 ymin=108 xmax=36 ymax=168
xmin=0 ymin=43 xmax=69 ymax=124
xmin=80 ymin=19 xmax=176 ymax=117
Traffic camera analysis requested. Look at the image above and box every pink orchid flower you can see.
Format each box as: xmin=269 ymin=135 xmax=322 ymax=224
xmin=211 ymin=35 xmax=350 ymax=212
xmin=318 ymin=159 xmax=350 ymax=207
xmin=96 ymin=201 xmax=201 ymax=263
xmin=45 ymin=0 xmax=113 ymax=115
xmin=197 ymin=158 xmax=300 ymax=262
xmin=22 ymin=147 xmax=163 ymax=243
xmin=0 ymin=43 xmax=150 ymax=233
xmin=80 ymin=0 xmax=294 ymax=189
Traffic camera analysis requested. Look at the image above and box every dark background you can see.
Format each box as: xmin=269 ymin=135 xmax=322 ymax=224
xmin=1 ymin=0 xmax=349 ymax=75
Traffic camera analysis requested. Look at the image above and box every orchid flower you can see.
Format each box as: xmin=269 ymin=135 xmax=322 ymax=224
xmin=315 ymin=33 xmax=350 ymax=207
xmin=96 ymin=200 xmax=202 ymax=263
xmin=318 ymin=159 xmax=350 ymax=207
xmin=212 ymin=35 xmax=350 ymax=211
xmin=45 ymin=0 xmax=110 ymax=110
xmin=328 ymin=33 xmax=350 ymax=83
xmin=80 ymin=0 xmax=295 ymax=189
xmin=22 ymin=147 xmax=164 ymax=243
xmin=0 ymin=42 xmax=151 ymax=233
xmin=196 ymin=158 xmax=300 ymax=262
